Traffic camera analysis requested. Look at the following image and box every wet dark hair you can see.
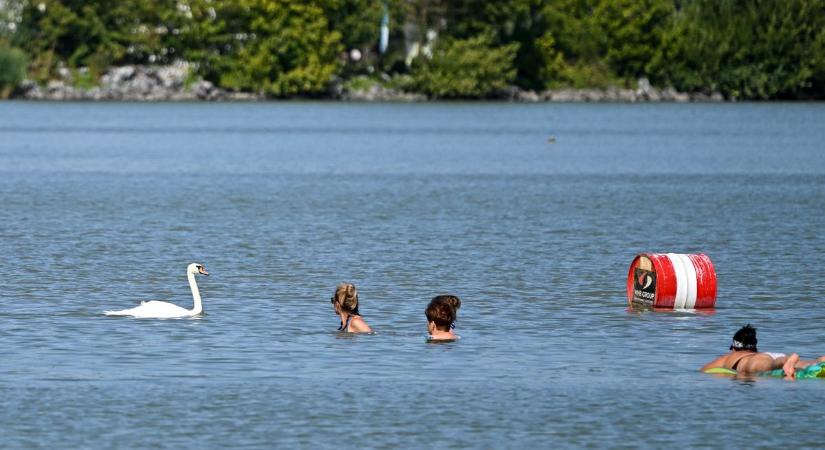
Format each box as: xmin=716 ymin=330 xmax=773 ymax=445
xmin=730 ymin=324 xmax=758 ymax=352
xmin=430 ymin=295 xmax=461 ymax=329
xmin=425 ymin=301 xmax=456 ymax=332
xmin=431 ymin=294 xmax=461 ymax=311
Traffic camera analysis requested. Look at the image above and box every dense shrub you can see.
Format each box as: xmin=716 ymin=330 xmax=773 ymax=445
xmin=180 ymin=0 xmax=342 ymax=97
xmin=0 ymin=44 xmax=27 ymax=97
xmin=649 ymin=0 xmax=825 ymax=99
xmin=594 ymin=0 xmax=673 ymax=80
xmin=409 ymin=33 xmax=519 ymax=98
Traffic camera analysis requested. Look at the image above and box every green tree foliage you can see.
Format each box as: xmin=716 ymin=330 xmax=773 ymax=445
xmin=537 ymin=0 xmax=606 ymax=88
xmin=409 ymin=33 xmax=518 ymax=98
xmin=594 ymin=0 xmax=673 ymax=79
xmin=11 ymin=0 xmax=180 ymax=81
xmin=0 ymin=42 xmax=28 ymax=97
xmin=2 ymin=0 xmax=824 ymax=99
xmin=324 ymin=0 xmax=383 ymax=52
xmin=650 ymin=0 xmax=825 ymax=99
xmin=180 ymin=0 xmax=342 ymax=97
xmin=535 ymin=0 xmax=671 ymax=88
xmin=439 ymin=0 xmax=547 ymax=90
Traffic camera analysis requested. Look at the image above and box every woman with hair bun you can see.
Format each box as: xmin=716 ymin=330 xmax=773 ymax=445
xmin=425 ymin=297 xmax=458 ymax=341
xmin=430 ymin=294 xmax=461 ymax=331
xmin=330 ymin=283 xmax=372 ymax=333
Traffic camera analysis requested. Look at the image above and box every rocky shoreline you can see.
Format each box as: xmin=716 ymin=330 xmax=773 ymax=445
xmin=341 ymin=80 xmax=725 ymax=102
xmin=12 ymin=64 xmax=258 ymax=101
xmin=10 ymin=64 xmax=724 ymax=103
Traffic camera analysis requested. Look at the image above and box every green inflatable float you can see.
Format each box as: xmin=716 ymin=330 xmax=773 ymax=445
xmin=705 ymin=362 xmax=825 ymax=379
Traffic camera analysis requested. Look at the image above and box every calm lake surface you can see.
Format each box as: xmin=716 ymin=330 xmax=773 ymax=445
xmin=1 ymin=101 xmax=824 ymax=448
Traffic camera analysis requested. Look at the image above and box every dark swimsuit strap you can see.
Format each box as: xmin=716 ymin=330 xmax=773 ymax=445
xmin=339 ymin=315 xmax=354 ymax=332
xmin=731 ymin=351 xmax=755 ymax=370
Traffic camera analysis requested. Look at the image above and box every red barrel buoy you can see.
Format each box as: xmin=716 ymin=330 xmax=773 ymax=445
xmin=626 ymin=253 xmax=717 ymax=309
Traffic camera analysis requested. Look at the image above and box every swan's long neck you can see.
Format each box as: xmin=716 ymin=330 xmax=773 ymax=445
xmin=188 ymin=272 xmax=203 ymax=315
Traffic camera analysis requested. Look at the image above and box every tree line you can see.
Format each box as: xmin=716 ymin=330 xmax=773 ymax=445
xmin=1 ymin=0 xmax=824 ymax=99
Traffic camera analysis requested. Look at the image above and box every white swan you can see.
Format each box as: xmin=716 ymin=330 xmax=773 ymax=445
xmin=105 ymin=263 xmax=209 ymax=318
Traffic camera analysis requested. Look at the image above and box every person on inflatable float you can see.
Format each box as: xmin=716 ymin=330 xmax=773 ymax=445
xmin=701 ymin=324 xmax=825 ymax=377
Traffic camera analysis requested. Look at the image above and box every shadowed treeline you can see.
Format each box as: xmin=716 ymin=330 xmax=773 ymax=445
xmin=1 ymin=0 xmax=824 ymax=100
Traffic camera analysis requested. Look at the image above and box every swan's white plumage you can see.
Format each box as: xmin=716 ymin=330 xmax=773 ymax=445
xmin=105 ymin=263 xmax=208 ymax=319
xmin=105 ymin=300 xmax=194 ymax=318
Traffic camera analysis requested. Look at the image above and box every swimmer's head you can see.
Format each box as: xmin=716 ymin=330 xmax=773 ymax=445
xmin=730 ymin=324 xmax=758 ymax=352
xmin=332 ymin=283 xmax=360 ymax=315
xmin=431 ymin=294 xmax=461 ymax=311
xmin=425 ymin=300 xmax=455 ymax=332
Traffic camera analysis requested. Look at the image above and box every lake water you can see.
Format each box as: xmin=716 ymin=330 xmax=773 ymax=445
xmin=1 ymin=101 xmax=824 ymax=448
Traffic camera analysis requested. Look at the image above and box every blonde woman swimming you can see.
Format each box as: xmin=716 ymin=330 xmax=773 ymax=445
xmin=330 ymin=283 xmax=372 ymax=333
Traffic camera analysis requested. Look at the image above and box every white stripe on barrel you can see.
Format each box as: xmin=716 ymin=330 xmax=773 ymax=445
xmin=667 ymin=253 xmax=687 ymax=309
xmin=677 ymin=253 xmax=698 ymax=309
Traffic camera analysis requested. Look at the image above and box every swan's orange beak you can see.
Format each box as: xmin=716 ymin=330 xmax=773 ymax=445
xmin=199 ymin=266 xmax=209 ymax=276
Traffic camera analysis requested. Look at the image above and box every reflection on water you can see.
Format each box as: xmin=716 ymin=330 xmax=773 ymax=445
xmin=1 ymin=102 xmax=824 ymax=448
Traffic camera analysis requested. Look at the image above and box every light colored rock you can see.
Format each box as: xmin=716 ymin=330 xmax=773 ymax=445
xmin=226 ymin=91 xmax=261 ymax=101
xmin=101 ymin=66 xmax=136 ymax=86
xmin=546 ymin=89 xmax=582 ymax=102
xmin=13 ymin=63 xmax=263 ymax=101
xmin=637 ymin=77 xmax=652 ymax=95
xmin=191 ymin=80 xmax=216 ymax=100
xmin=583 ymin=89 xmax=604 ymax=102
xmin=617 ymin=89 xmax=637 ymax=102
xmin=516 ymin=90 xmax=540 ymax=102
xmin=690 ymin=92 xmax=710 ymax=102
xmin=15 ymin=80 xmax=43 ymax=100
xmin=342 ymin=83 xmax=425 ymax=102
